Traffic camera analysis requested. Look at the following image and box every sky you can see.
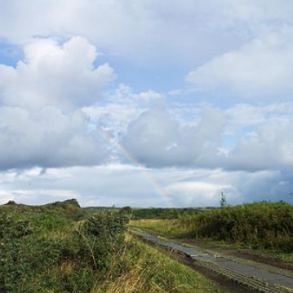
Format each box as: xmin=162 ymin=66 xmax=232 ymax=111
xmin=0 ymin=0 xmax=293 ymax=207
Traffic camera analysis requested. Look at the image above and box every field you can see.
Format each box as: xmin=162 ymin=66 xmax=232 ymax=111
xmin=131 ymin=202 xmax=293 ymax=251
xmin=1 ymin=200 xmax=292 ymax=292
xmin=0 ymin=200 xmax=230 ymax=293
xmin=130 ymin=202 xmax=293 ymax=268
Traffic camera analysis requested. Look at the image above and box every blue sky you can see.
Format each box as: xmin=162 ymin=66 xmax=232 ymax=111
xmin=0 ymin=0 xmax=293 ymax=207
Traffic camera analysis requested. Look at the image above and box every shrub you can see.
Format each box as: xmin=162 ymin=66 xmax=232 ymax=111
xmin=184 ymin=202 xmax=293 ymax=252
xmin=76 ymin=212 xmax=129 ymax=270
xmin=0 ymin=201 xmax=129 ymax=293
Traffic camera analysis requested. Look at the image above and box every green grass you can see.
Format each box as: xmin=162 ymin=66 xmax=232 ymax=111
xmin=243 ymin=249 xmax=293 ymax=267
xmin=95 ymin=235 xmax=231 ymax=293
xmin=4 ymin=200 xmax=291 ymax=292
xmin=0 ymin=200 xmax=231 ymax=293
xmin=131 ymin=202 xmax=293 ymax=253
xmin=130 ymin=214 xmax=293 ymax=268
xmin=129 ymin=219 xmax=194 ymax=238
xmin=0 ymin=200 xmax=128 ymax=292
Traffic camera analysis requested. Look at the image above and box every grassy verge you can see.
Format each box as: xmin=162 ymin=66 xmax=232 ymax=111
xmin=94 ymin=234 xmax=231 ymax=293
xmin=131 ymin=202 xmax=293 ymax=253
xmin=0 ymin=201 xmax=232 ymax=293
xmin=240 ymin=249 xmax=293 ymax=268
xmin=130 ymin=219 xmax=195 ymax=238
xmin=130 ymin=218 xmax=293 ymax=268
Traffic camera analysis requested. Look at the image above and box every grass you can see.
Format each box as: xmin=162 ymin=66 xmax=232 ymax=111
xmin=243 ymin=249 xmax=293 ymax=267
xmin=94 ymin=234 xmax=231 ymax=293
xmin=271 ymin=252 xmax=293 ymax=263
xmin=0 ymin=200 xmax=232 ymax=293
xmin=4 ymin=200 xmax=291 ymax=292
xmin=130 ymin=218 xmax=196 ymax=238
xmin=130 ymin=218 xmax=293 ymax=267
xmin=131 ymin=202 xmax=293 ymax=253
xmin=0 ymin=201 xmax=128 ymax=292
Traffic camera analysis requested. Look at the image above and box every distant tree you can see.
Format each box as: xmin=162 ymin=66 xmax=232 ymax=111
xmin=220 ymin=192 xmax=228 ymax=208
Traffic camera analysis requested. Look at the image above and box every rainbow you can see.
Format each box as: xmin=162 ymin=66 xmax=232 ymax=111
xmin=95 ymin=126 xmax=175 ymax=207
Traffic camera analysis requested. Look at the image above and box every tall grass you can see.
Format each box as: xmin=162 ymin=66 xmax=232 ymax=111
xmin=0 ymin=200 xmax=231 ymax=293
xmin=131 ymin=202 xmax=293 ymax=252
xmin=93 ymin=235 xmax=230 ymax=293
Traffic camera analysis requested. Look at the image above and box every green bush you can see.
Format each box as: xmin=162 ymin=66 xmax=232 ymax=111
xmin=184 ymin=202 xmax=293 ymax=252
xmin=132 ymin=207 xmax=213 ymax=219
xmin=0 ymin=201 xmax=129 ymax=293
xmin=75 ymin=212 xmax=129 ymax=271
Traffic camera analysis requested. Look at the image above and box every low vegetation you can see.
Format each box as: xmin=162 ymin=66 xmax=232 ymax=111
xmin=95 ymin=235 xmax=230 ymax=293
xmin=85 ymin=206 xmax=215 ymax=219
xmin=0 ymin=200 xmax=229 ymax=293
xmin=131 ymin=202 xmax=293 ymax=253
xmin=0 ymin=200 xmax=128 ymax=292
xmin=131 ymin=207 xmax=215 ymax=219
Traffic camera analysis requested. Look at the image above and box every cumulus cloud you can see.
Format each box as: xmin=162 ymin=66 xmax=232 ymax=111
xmin=84 ymin=84 xmax=163 ymax=137
xmin=0 ymin=37 xmax=115 ymax=110
xmin=1 ymin=1 xmax=293 ymax=206
xmin=122 ymin=106 xmax=225 ymax=167
xmin=224 ymin=102 xmax=293 ymax=134
xmin=228 ymin=117 xmax=293 ymax=170
xmin=186 ymin=30 xmax=293 ymax=97
xmin=0 ymin=37 xmax=115 ymax=170
xmin=2 ymin=0 xmax=293 ymax=65
xmin=116 ymin=101 xmax=293 ymax=173
xmin=0 ymin=106 xmax=109 ymax=170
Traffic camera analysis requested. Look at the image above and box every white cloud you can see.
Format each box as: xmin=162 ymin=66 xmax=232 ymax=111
xmin=162 ymin=167 xmax=293 ymax=207
xmin=0 ymin=37 xmax=115 ymax=110
xmin=0 ymin=106 xmax=110 ymax=170
xmin=113 ymin=101 xmax=293 ymax=172
xmin=0 ymin=165 xmax=169 ymax=207
xmin=165 ymin=181 xmax=231 ymax=207
xmin=1 ymin=1 xmax=293 ymax=206
xmin=84 ymin=84 xmax=164 ymax=138
xmin=224 ymin=102 xmax=293 ymax=134
xmin=0 ymin=165 xmax=291 ymax=207
xmin=187 ymin=29 xmax=293 ymax=97
xmin=0 ymin=37 xmax=115 ymax=170
xmin=122 ymin=105 xmax=225 ymax=167
xmin=3 ymin=0 xmax=292 ymax=65
xmin=229 ymin=117 xmax=293 ymax=170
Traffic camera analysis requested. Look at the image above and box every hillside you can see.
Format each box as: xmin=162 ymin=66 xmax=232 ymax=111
xmin=0 ymin=200 xmax=230 ymax=293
